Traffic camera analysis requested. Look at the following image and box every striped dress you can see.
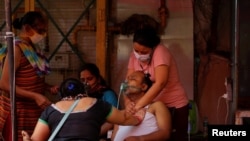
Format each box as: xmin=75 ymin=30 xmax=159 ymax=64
xmin=0 ymin=40 xmax=48 ymax=141
xmin=15 ymin=50 xmax=45 ymax=140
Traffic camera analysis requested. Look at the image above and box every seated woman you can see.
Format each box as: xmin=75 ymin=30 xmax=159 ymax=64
xmin=79 ymin=63 xmax=118 ymax=140
xmin=22 ymin=78 xmax=145 ymax=141
xmin=111 ymin=71 xmax=172 ymax=141
xmin=79 ymin=63 xmax=118 ymax=107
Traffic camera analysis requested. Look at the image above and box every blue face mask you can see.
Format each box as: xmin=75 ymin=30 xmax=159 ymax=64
xmin=133 ymin=50 xmax=151 ymax=62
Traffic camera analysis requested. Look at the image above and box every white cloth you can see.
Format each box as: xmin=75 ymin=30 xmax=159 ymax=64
xmin=113 ymin=106 xmax=158 ymax=141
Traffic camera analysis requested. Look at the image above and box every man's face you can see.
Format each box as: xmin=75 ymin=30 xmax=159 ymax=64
xmin=125 ymin=71 xmax=145 ymax=95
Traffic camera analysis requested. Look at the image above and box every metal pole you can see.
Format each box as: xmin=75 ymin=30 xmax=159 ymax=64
xmin=4 ymin=0 xmax=16 ymax=140
xmin=231 ymin=0 xmax=239 ymax=124
xmin=0 ymin=0 xmax=23 ymax=31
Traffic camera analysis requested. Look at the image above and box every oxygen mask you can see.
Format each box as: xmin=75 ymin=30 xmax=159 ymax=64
xmin=117 ymin=81 xmax=143 ymax=108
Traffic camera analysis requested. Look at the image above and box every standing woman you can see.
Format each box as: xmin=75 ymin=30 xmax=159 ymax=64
xmin=0 ymin=11 xmax=57 ymax=141
xmin=125 ymin=27 xmax=189 ymax=141
xmin=79 ymin=63 xmax=118 ymax=140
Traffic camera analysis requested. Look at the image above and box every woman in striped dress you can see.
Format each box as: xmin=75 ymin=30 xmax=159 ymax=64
xmin=0 ymin=11 xmax=58 ymax=141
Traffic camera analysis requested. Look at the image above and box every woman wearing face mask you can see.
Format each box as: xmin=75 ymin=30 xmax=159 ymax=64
xmin=0 ymin=11 xmax=58 ymax=141
xmin=124 ymin=26 xmax=189 ymax=141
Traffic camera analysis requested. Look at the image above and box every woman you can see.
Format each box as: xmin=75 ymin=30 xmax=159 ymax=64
xmin=22 ymin=78 xmax=145 ymax=141
xmin=112 ymin=71 xmax=171 ymax=141
xmin=0 ymin=11 xmax=58 ymax=141
xmin=79 ymin=63 xmax=118 ymax=140
xmin=125 ymin=27 xmax=189 ymax=141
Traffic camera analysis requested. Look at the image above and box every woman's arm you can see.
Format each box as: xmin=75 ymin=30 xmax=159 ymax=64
xmin=107 ymin=106 xmax=145 ymax=126
xmin=30 ymin=120 xmax=50 ymax=141
xmin=22 ymin=119 xmax=50 ymax=141
xmin=134 ymin=65 xmax=169 ymax=111
xmin=0 ymin=46 xmax=21 ymax=92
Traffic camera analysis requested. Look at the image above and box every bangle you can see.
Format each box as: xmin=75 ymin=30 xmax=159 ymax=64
xmin=133 ymin=115 xmax=143 ymax=126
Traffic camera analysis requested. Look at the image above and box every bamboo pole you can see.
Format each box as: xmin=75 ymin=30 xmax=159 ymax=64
xmin=96 ymin=0 xmax=107 ymax=79
xmin=25 ymin=0 xmax=35 ymax=12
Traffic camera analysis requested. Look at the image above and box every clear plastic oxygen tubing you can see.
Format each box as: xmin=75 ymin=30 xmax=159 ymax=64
xmin=116 ymin=82 xmax=127 ymax=109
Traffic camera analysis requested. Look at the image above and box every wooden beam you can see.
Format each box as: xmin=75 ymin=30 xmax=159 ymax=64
xmin=25 ymin=0 xmax=35 ymax=12
xmin=96 ymin=0 xmax=107 ymax=78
